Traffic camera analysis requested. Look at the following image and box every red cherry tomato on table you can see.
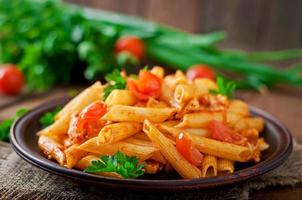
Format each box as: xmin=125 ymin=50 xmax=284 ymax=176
xmin=114 ymin=36 xmax=145 ymax=60
xmin=209 ymin=120 xmax=247 ymax=146
xmin=176 ymin=132 xmax=204 ymax=167
xmin=0 ymin=64 xmax=24 ymax=95
xmin=76 ymin=101 xmax=107 ymax=133
xmin=186 ymin=64 xmax=216 ymax=81
xmin=127 ymin=70 xmax=161 ymax=100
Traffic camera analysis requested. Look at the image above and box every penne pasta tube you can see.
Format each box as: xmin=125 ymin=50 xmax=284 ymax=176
xmin=146 ymin=98 xmax=169 ymax=108
xmin=177 ymin=112 xmax=224 ymax=128
xmin=151 ymin=66 xmax=164 ymax=80
xmin=234 ymin=117 xmax=264 ymax=132
xmin=125 ymin=138 xmax=167 ymax=164
xmin=75 ymin=155 xmax=122 ymax=178
xmin=217 ymin=158 xmax=234 ymax=174
xmin=64 ymin=145 xmax=88 ymax=168
xmin=164 ymin=72 xmax=187 ymax=91
xmin=190 ymin=135 xmax=251 ymax=162
xmin=55 ymin=81 xmax=103 ymax=120
xmin=38 ymin=82 xmax=103 ymax=137
xmin=157 ymin=124 xmax=211 ymax=138
xmin=193 ymin=78 xmax=217 ymax=91
xmin=102 ymin=105 xmax=176 ymax=123
xmin=143 ymin=120 xmax=201 ymax=179
xmin=228 ymin=100 xmax=249 ymax=117
xmin=132 ymin=132 xmax=151 ymax=141
xmin=38 ymin=135 xmax=66 ymax=166
xmin=79 ymin=137 xmax=157 ymax=162
xmin=226 ymin=112 xmax=242 ymax=127
xmin=97 ymin=122 xmax=142 ymax=144
xmin=258 ymin=138 xmax=269 ymax=151
xmin=201 ymin=155 xmax=218 ymax=177
xmin=105 ymin=89 xmax=136 ymax=106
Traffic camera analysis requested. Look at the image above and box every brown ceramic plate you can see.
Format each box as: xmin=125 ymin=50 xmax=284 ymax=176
xmin=10 ymin=97 xmax=293 ymax=191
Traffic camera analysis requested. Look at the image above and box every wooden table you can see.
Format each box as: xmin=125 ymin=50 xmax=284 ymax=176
xmin=1 ymin=86 xmax=302 ymax=199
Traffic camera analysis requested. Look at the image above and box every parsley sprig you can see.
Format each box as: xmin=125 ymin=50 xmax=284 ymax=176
xmin=0 ymin=108 xmax=28 ymax=142
xmin=39 ymin=107 xmax=62 ymax=127
xmin=84 ymin=152 xmax=145 ymax=179
xmin=210 ymin=76 xmax=237 ymax=99
xmin=103 ymin=70 xmax=126 ymax=100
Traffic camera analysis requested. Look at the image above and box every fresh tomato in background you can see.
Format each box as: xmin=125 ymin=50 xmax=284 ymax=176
xmin=115 ymin=36 xmax=145 ymax=60
xmin=127 ymin=69 xmax=161 ymax=100
xmin=186 ymin=64 xmax=216 ymax=81
xmin=176 ymin=132 xmax=204 ymax=167
xmin=0 ymin=64 xmax=24 ymax=95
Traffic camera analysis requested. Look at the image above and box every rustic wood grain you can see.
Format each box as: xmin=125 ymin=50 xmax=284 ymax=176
xmin=66 ymin=0 xmax=302 ymax=50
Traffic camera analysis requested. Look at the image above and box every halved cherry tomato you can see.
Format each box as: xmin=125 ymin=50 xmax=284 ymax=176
xmin=176 ymin=132 xmax=204 ymax=166
xmin=76 ymin=101 xmax=107 ymax=133
xmin=186 ymin=64 xmax=216 ymax=81
xmin=127 ymin=70 xmax=161 ymax=100
xmin=115 ymin=36 xmax=145 ymax=60
xmin=209 ymin=120 xmax=247 ymax=146
xmin=0 ymin=64 xmax=24 ymax=95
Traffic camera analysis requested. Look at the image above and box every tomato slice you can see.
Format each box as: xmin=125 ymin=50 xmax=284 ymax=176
xmin=176 ymin=132 xmax=203 ymax=166
xmin=114 ymin=36 xmax=145 ymax=60
xmin=209 ymin=120 xmax=247 ymax=146
xmin=186 ymin=64 xmax=216 ymax=81
xmin=137 ymin=70 xmax=161 ymax=95
xmin=127 ymin=70 xmax=161 ymax=100
xmin=76 ymin=101 xmax=107 ymax=133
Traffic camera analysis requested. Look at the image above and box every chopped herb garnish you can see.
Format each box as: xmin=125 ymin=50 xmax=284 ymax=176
xmin=143 ymin=66 xmax=149 ymax=71
xmin=0 ymin=108 xmax=29 ymax=142
xmin=210 ymin=76 xmax=237 ymax=99
xmin=103 ymin=70 xmax=126 ymax=100
xmin=39 ymin=107 xmax=62 ymax=127
xmin=84 ymin=151 xmax=145 ymax=179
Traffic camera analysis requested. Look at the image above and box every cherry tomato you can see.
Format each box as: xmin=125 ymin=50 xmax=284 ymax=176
xmin=186 ymin=64 xmax=216 ymax=81
xmin=209 ymin=120 xmax=247 ymax=146
xmin=115 ymin=36 xmax=145 ymax=60
xmin=127 ymin=70 xmax=161 ymax=100
xmin=176 ymin=132 xmax=204 ymax=167
xmin=0 ymin=64 xmax=24 ymax=95
xmin=76 ymin=101 xmax=107 ymax=133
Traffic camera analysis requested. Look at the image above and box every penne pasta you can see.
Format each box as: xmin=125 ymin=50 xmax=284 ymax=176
xmin=38 ymin=135 xmax=65 ymax=166
xmin=228 ymin=100 xmax=249 ymax=117
xmin=55 ymin=81 xmax=103 ymax=120
xmin=157 ymin=124 xmax=211 ymax=138
xmin=151 ymin=66 xmax=164 ymax=80
xmin=97 ymin=122 xmax=142 ymax=144
xmin=105 ymin=89 xmax=136 ymax=106
xmin=79 ymin=137 xmax=157 ymax=162
xmin=144 ymin=160 xmax=163 ymax=174
xmin=64 ymin=145 xmax=88 ymax=168
xmin=190 ymin=135 xmax=251 ymax=162
xmin=201 ymin=155 xmax=218 ymax=177
xmin=234 ymin=117 xmax=264 ymax=132
xmin=177 ymin=112 xmax=224 ymax=128
xmin=102 ymin=105 xmax=176 ymax=123
xmin=143 ymin=120 xmax=201 ymax=179
xmin=217 ymin=158 xmax=234 ymax=174
xmin=75 ymin=155 xmax=123 ymax=178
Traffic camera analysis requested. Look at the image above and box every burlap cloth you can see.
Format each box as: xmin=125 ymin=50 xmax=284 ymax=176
xmin=0 ymin=141 xmax=302 ymax=200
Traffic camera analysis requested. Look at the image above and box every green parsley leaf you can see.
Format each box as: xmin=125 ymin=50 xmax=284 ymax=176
xmin=210 ymin=76 xmax=237 ymax=99
xmin=143 ymin=66 xmax=149 ymax=71
xmin=0 ymin=108 xmax=29 ymax=142
xmin=103 ymin=70 xmax=126 ymax=100
xmin=39 ymin=107 xmax=62 ymax=127
xmin=84 ymin=151 xmax=145 ymax=179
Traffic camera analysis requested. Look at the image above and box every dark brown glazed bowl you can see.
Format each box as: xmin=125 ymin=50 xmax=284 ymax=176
xmin=10 ymin=96 xmax=293 ymax=191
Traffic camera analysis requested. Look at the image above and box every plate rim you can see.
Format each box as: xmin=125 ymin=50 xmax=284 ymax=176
xmin=9 ymin=96 xmax=293 ymax=191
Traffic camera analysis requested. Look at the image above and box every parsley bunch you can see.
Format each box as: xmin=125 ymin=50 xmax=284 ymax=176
xmin=210 ymin=76 xmax=237 ymax=99
xmin=0 ymin=108 xmax=28 ymax=141
xmin=39 ymin=107 xmax=62 ymax=127
xmin=85 ymin=152 xmax=145 ymax=179
xmin=103 ymin=70 xmax=126 ymax=100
